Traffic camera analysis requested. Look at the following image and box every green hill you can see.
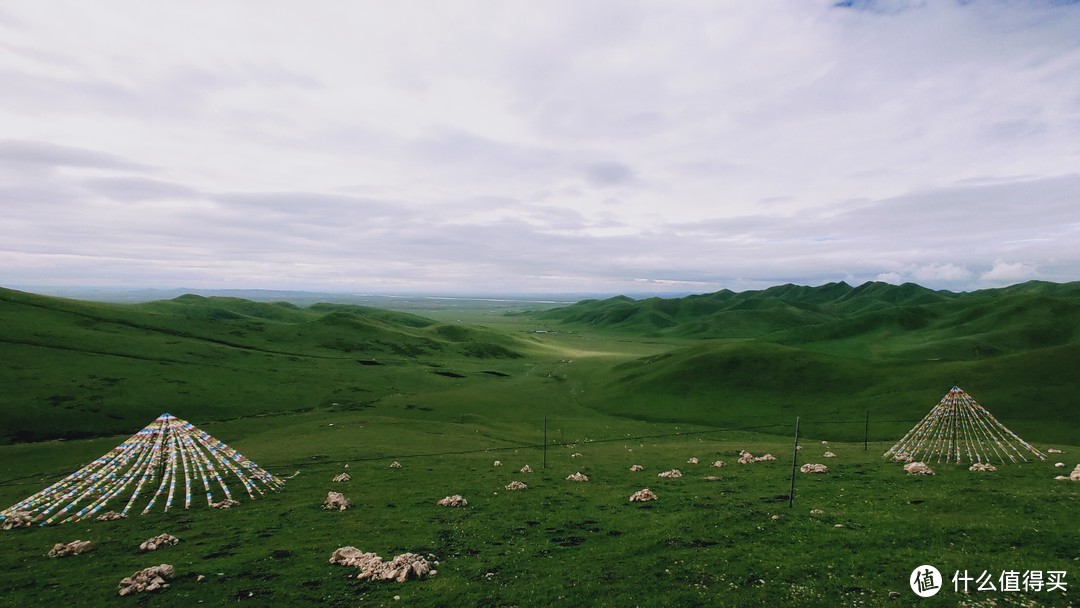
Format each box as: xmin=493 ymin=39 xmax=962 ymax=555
xmin=0 ymin=287 xmax=527 ymax=442
xmin=537 ymin=280 xmax=1080 ymax=358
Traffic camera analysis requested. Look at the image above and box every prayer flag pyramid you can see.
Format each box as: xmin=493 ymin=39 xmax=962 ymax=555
xmin=884 ymin=386 xmax=1046 ymax=465
xmin=1 ymin=413 xmax=284 ymax=526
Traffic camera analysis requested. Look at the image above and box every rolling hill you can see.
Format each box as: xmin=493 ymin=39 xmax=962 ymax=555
xmin=0 ymin=287 xmax=529 ymax=442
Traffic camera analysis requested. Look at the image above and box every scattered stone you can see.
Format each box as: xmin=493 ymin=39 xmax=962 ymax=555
xmin=771 ymin=514 xmax=781 ymax=521
xmin=711 ymin=460 xmax=726 ymax=468
xmin=903 ymin=462 xmax=935 ymax=476
xmin=211 ymin=499 xmax=240 ymax=509
xmin=800 ymin=463 xmax=829 ymax=474
xmin=629 ymin=464 xmax=644 ymax=472
xmin=810 ymin=509 xmax=824 ymax=515
xmin=96 ymin=511 xmax=126 ymax=522
xmin=390 ymin=461 xmax=402 ymax=469
xmin=1054 ymin=464 xmax=1080 ymax=481
xmin=505 ymin=481 xmax=527 ymax=491
xmin=1047 ymin=448 xmax=1063 ymax=454
xmin=892 ymin=453 xmax=914 ymax=463
xmin=118 ymin=564 xmax=174 ymax=596
xmin=332 ymin=473 xmax=351 ymax=483
xmin=686 ymin=457 xmax=699 ymax=465
xmin=329 ymin=547 xmax=437 ymax=582
xmin=324 ymin=491 xmax=353 ymax=511
xmin=519 ymin=465 xmax=533 ymax=474
xmin=565 ymin=472 xmax=589 ymax=482
xmin=629 ymin=488 xmax=657 ymax=502
xmin=738 ymin=451 xmax=776 ymax=464
xmin=571 ymin=453 xmax=583 ymax=458
xmin=968 ymin=463 xmax=997 ymax=472
xmin=703 ymin=476 xmax=721 ymax=481
xmin=48 ymin=540 xmax=93 ymax=558
xmin=834 ymin=524 xmax=845 ymax=528
xmin=657 ymin=469 xmax=682 ymax=479
xmin=493 ymin=460 xmax=502 ymax=467
xmin=0 ymin=511 xmax=34 ymax=530
xmin=823 ymin=451 xmax=836 ymax=458
xmin=197 ymin=575 xmax=206 ymax=582
xmin=889 ymin=591 xmax=901 ymax=599
xmin=436 ymin=495 xmax=468 ymax=507
xmin=139 ymin=534 xmax=179 ymax=552
xmin=1054 ymin=462 xmax=1066 ymax=468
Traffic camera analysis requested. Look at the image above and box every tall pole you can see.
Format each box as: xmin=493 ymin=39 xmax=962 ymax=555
xmin=864 ymin=411 xmax=869 ymax=452
xmin=543 ymin=416 xmax=548 ymax=469
xmin=788 ymin=416 xmax=800 ymax=508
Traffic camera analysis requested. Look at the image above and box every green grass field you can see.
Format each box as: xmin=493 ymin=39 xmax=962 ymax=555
xmin=0 ymin=284 xmax=1077 ymax=606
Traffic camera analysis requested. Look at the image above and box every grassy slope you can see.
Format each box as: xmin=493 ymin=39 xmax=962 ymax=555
xmin=0 ymin=414 xmax=1075 ymax=607
xmin=0 ymin=285 xmax=1078 ymax=606
xmin=0 ymin=288 xmax=530 ymax=442
xmin=535 ymin=280 xmax=1080 ymax=444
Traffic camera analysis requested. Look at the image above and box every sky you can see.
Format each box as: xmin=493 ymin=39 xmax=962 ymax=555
xmin=1 ymin=0 xmax=1079 ymax=296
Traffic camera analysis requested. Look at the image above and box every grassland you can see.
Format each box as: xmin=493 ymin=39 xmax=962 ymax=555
xmin=0 ymin=283 xmax=1077 ymax=606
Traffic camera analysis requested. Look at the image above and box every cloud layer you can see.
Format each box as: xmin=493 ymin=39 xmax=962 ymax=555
xmin=1 ymin=1 xmax=1078 ymax=294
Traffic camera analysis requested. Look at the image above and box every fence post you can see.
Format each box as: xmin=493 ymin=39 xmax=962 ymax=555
xmin=543 ymin=416 xmax=548 ymax=469
xmin=864 ymin=411 xmax=869 ymax=452
xmin=788 ymin=416 xmax=800 ymax=508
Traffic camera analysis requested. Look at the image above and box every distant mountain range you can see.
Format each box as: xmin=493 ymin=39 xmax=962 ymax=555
xmin=535 ymin=280 xmax=1080 ymax=359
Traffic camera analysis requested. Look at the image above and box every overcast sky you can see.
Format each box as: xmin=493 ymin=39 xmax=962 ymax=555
xmin=2 ymin=1 xmax=1079 ymax=295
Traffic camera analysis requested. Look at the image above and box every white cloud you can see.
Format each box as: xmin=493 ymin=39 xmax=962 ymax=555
xmin=1 ymin=1 xmax=1079 ymax=294
xmin=981 ymin=260 xmax=1038 ymax=283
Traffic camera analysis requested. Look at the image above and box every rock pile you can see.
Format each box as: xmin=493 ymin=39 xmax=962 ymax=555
xmin=738 ymin=451 xmax=776 ymax=464
xmin=329 ymin=547 xmax=438 ymax=582
xmin=903 ymin=462 xmax=935 ymax=476
xmin=711 ymin=460 xmax=726 ymax=468
xmin=390 ymin=461 xmax=402 ymax=469
xmin=436 ymin=495 xmax=468 ymax=507
xmin=565 ymin=472 xmax=589 ymax=482
xmin=0 ymin=511 xmax=33 ymax=530
xmin=800 ymin=463 xmax=828 ymax=474
xmin=117 ymin=564 xmax=174 ymax=596
xmin=519 ymin=465 xmax=533 ymax=473
xmin=892 ymin=453 xmax=914 ymax=463
xmin=493 ymin=460 xmax=502 ymax=467
xmin=211 ymin=499 xmax=240 ymax=509
xmin=332 ymin=473 xmax=351 ymax=482
xmin=629 ymin=488 xmax=657 ymax=502
xmin=48 ymin=540 xmax=93 ymax=558
xmin=657 ymin=469 xmax=682 ymax=478
xmin=823 ymin=451 xmax=836 ymax=458
xmin=686 ymin=457 xmax=699 ymax=465
xmin=629 ymin=464 xmax=644 ymax=472
xmin=140 ymin=534 xmax=179 ymax=552
xmin=1054 ymin=464 xmax=1080 ymax=481
xmin=505 ymin=481 xmax=527 ymax=491
xmin=968 ymin=463 xmax=997 ymax=472
xmin=96 ymin=511 xmax=126 ymax=521
xmin=324 ymin=491 xmax=353 ymax=511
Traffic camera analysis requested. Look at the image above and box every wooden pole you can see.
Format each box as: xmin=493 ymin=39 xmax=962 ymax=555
xmin=864 ymin=411 xmax=869 ymax=452
xmin=788 ymin=416 xmax=800 ymax=508
xmin=543 ymin=416 xmax=548 ymax=469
